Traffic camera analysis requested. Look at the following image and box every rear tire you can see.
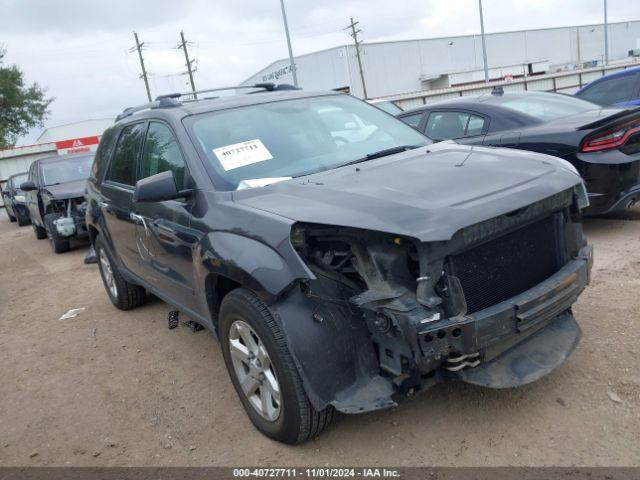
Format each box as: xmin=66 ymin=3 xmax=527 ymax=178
xmin=8 ymin=213 xmax=16 ymax=223
xmin=219 ymin=288 xmax=334 ymax=444
xmin=95 ymin=235 xmax=146 ymax=310
xmin=44 ymin=214 xmax=70 ymax=254
xmin=17 ymin=215 xmax=30 ymax=227
xmin=32 ymin=222 xmax=47 ymax=239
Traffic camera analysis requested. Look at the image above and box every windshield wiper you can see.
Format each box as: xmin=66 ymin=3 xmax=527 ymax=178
xmin=340 ymin=144 xmax=422 ymax=168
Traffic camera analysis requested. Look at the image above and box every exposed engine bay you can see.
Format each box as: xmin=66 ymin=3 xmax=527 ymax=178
xmin=47 ymin=197 xmax=88 ymax=239
xmin=285 ymin=186 xmax=592 ymax=410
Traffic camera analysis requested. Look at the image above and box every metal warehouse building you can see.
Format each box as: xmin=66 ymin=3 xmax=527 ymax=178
xmin=242 ymin=20 xmax=640 ymax=99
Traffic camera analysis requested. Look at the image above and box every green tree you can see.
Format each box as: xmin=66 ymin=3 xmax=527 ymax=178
xmin=0 ymin=47 xmax=53 ymax=148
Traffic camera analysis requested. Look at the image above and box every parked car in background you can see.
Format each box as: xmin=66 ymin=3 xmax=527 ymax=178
xmin=397 ymin=90 xmax=640 ymax=215
xmin=575 ymin=66 xmax=640 ymax=107
xmin=1 ymin=172 xmax=31 ymax=226
xmin=86 ymin=84 xmax=592 ymax=444
xmin=21 ymin=153 xmax=94 ymax=253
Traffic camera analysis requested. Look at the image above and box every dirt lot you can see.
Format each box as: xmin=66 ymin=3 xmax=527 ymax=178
xmin=0 ymin=209 xmax=639 ymax=467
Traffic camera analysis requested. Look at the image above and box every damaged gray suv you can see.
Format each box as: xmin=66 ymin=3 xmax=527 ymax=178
xmin=86 ymin=84 xmax=593 ymax=444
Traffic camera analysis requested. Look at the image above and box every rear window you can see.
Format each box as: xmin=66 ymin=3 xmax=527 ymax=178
xmin=107 ymin=123 xmax=145 ymax=186
xmin=91 ymin=128 xmax=118 ymax=182
xmin=490 ymin=92 xmax=598 ymax=121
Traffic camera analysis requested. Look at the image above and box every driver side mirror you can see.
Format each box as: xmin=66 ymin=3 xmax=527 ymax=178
xmin=20 ymin=180 xmax=37 ymax=191
xmin=134 ymin=171 xmax=191 ymax=203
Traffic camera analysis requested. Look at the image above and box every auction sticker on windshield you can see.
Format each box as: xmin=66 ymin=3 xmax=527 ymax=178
xmin=213 ymin=139 xmax=273 ymax=171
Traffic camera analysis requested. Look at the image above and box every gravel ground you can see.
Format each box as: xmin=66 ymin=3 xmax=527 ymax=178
xmin=0 ymin=209 xmax=639 ymax=467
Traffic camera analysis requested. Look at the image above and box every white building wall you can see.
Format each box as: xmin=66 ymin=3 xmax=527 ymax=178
xmin=243 ymin=20 xmax=640 ymax=99
xmin=243 ymin=46 xmax=351 ymax=92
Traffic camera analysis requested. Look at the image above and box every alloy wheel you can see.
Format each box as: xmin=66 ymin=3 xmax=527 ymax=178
xmin=228 ymin=319 xmax=281 ymax=421
xmin=99 ymin=248 xmax=118 ymax=299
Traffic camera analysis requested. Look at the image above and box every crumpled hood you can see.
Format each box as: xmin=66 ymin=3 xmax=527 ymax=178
xmin=42 ymin=179 xmax=87 ymax=200
xmin=232 ymin=142 xmax=583 ymax=242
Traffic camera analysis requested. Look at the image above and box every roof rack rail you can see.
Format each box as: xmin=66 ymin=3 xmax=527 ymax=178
xmin=159 ymin=82 xmax=299 ymax=101
xmin=115 ymin=83 xmax=300 ymax=122
xmin=115 ymin=96 xmax=181 ymax=122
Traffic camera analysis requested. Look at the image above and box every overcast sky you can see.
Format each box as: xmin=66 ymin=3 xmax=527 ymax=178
xmin=1 ymin=0 xmax=638 ymax=144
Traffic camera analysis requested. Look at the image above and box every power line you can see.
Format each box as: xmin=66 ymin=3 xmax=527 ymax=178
xmin=130 ymin=32 xmax=152 ymax=101
xmin=346 ymin=17 xmax=367 ymax=99
xmin=177 ymin=30 xmax=198 ymax=98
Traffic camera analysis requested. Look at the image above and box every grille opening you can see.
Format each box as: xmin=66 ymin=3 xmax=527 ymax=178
xmin=451 ymin=215 xmax=563 ymax=314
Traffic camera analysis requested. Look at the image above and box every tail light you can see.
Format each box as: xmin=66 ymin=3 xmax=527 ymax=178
xmin=581 ymin=119 xmax=640 ymax=152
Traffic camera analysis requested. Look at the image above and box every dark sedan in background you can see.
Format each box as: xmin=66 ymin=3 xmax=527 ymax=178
xmin=2 ymin=172 xmax=31 ymax=226
xmin=21 ymin=153 xmax=94 ymax=253
xmin=397 ymin=90 xmax=640 ymax=215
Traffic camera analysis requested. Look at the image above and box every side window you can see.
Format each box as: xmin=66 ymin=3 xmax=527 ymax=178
xmin=30 ymin=163 xmax=40 ymax=185
xmin=139 ymin=122 xmax=186 ymax=188
xmin=578 ymin=74 xmax=638 ymax=105
xmin=465 ymin=114 xmax=486 ymax=136
xmin=107 ymin=123 xmax=145 ymax=186
xmin=399 ymin=113 xmax=424 ymax=130
xmin=91 ymin=128 xmax=118 ymax=182
xmin=425 ymin=111 xmax=469 ymax=140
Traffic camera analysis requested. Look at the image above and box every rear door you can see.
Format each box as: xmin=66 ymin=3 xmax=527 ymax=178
xmin=132 ymin=121 xmax=198 ymax=307
xmin=99 ymin=122 xmax=146 ymax=277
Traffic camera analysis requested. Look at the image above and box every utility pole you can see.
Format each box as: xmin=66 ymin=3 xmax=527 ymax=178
xmin=478 ymin=0 xmax=489 ymax=83
xmin=346 ymin=17 xmax=368 ymax=99
xmin=177 ymin=31 xmax=197 ymax=98
xmin=131 ymin=32 xmax=152 ymax=101
xmin=604 ymin=0 xmax=609 ymax=65
xmin=279 ymin=0 xmax=298 ymax=87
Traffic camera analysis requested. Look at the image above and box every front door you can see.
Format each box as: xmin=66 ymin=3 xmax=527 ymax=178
xmin=132 ymin=121 xmax=198 ymax=308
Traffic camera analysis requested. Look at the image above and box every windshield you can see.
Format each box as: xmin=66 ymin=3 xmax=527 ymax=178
xmin=188 ymin=94 xmax=430 ymax=190
xmin=41 ymin=155 xmax=94 ymax=186
xmin=490 ymin=92 xmax=599 ymax=121
xmin=11 ymin=173 xmax=28 ymax=189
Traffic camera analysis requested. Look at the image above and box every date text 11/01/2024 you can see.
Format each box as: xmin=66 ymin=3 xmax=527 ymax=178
xmin=233 ymin=468 xmax=400 ymax=478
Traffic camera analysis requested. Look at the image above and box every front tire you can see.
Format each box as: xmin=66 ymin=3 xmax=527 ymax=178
xmin=219 ymin=288 xmax=334 ymax=444
xmin=44 ymin=214 xmax=70 ymax=254
xmin=32 ymin=222 xmax=47 ymax=239
xmin=94 ymin=235 xmax=146 ymax=310
xmin=8 ymin=213 xmax=16 ymax=223
xmin=17 ymin=214 xmax=30 ymax=227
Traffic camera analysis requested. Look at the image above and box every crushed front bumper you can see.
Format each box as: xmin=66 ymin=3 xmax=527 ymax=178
xmin=419 ymin=244 xmax=593 ymax=389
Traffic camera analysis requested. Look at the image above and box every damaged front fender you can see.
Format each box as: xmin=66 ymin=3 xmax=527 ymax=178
xmin=270 ymin=273 xmax=397 ymax=414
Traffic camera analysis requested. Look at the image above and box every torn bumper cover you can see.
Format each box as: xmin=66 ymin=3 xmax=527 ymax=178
xmin=273 ymin=244 xmax=593 ymax=415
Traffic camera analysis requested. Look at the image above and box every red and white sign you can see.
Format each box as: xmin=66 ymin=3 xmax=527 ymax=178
xmin=55 ymin=135 xmax=101 ymax=155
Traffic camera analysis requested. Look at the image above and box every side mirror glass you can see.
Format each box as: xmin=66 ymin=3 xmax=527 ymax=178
xmin=134 ymin=171 xmax=185 ymax=203
xmin=20 ymin=180 xmax=37 ymax=191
